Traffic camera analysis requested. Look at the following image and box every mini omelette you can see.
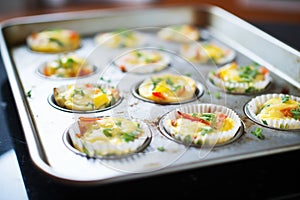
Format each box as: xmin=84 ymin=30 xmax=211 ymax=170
xmin=53 ymin=83 xmax=120 ymax=111
xmin=209 ymin=62 xmax=271 ymax=93
xmin=71 ymin=116 xmax=147 ymax=156
xmin=138 ymin=73 xmax=197 ymax=103
xmin=94 ymin=29 xmax=145 ymax=48
xmin=115 ymin=49 xmax=170 ymax=73
xmin=157 ymin=24 xmax=200 ymax=42
xmin=180 ymin=42 xmax=235 ymax=65
xmin=41 ymin=54 xmax=94 ymax=78
xmin=165 ymin=111 xmax=236 ymax=145
xmin=257 ymin=95 xmax=300 ymax=121
xmin=27 ymin=29 xmax=81 ymax=53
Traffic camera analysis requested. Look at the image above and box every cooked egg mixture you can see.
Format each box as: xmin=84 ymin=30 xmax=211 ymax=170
xmin=217 ymin=62 xmax=267 ymax=83
xmin=166 ymin=112 xmax=235 ymax=144
xmin=43 ymin=54 xmax=93 ymax=78
xmin=27 ymin=29 xmax=81 ymax=53
xmin=74 ymin=117 xmax=144 ymax=155
xmin=181 ymin=43 xmax=229 ymax=63
xmin=257 ymin=97 xmax=300 ymax=120
xmin=95 ymin=30 xmax=142 ymax=48
xmin=158 ymin=24 xmax=200 ymax=42
xmin=117 ymin=50 xmax=168 ymax=72
xmin=138 ymin=74 xmax=197 ymax=103
xmin=121 ymin=50 xmax=163 ymax=65
xmin=54 ymin=84 xmax=119 ymax=111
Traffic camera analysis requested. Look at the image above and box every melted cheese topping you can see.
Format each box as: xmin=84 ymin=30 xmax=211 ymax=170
xmin=257 ymin=97 xmax=300 ymax=120
xmin=165 ymin=112 xmax=235 ymax=145
xmin=27 ymin=29 xmax=81 ymax=53
xmin=74 ymin=117 xmax=145 ymax=156
xmin=94 ymin=30 xmax=144 ymax=48
xmin=42 ymin=54 xmax=94 ymax=78
xmin=138 ymin=74 xmax=197 ymax=103
xmin=53 ymin=83 xmax=120 ymax=111
xmin=158 ymin=24 xmax=200 ymax=42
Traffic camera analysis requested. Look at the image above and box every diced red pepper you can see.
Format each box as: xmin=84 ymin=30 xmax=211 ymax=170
xmin=280 ymin=107 xmax=294 ymax=118
xmin=152 ymin=91 xmax=166 ymax=99
xmin=69 ymin=31 xmax=79 ymax=40
xmin=177 ymin=111 xmax=210 ymax=125
xmin=260 ymin=67 xmax=269 ymax=75
xmin=119 ymin=65 xmax=127 ymax=72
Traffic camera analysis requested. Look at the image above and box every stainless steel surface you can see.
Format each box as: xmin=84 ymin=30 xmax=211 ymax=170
xmin=1 ymin=5 xmax=300 ymax=185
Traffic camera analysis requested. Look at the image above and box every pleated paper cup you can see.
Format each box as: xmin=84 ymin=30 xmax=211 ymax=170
xmin=66 ymin=118 xmax=152 ymax=158
xmin=162 ymin=103 xmax=242 ymax=146
xmin=208 ymin=68 xmax=272 ymax=94
xmin=246 ymin=93 xmax=300 ymax=130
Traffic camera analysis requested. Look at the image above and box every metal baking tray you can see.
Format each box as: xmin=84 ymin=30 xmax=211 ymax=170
xmin=1 ymin=4 xmax=300 ymax=185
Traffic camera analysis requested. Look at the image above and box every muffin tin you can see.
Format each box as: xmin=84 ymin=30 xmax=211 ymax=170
xmin=1 ymin=5 xmax=300 ymax=184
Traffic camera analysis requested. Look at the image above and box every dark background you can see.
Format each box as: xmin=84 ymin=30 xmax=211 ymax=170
xmin=1 ymin=0 xmax=300 ymax=199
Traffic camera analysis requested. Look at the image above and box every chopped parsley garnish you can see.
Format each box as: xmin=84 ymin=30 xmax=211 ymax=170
xmin=66 ymin=58 xmax=76 ymax=68
xmin=157 ymin=146 xmax=165 ymax=152
xmin=200 ymin=126 xmax=213 ymax=136
xmin=183 ymin=135 xmax=192 ymax=143
xmin=262 ymin=119 xmax=268 ymax=125
xmin=245 ymin=86 xmax=257 ymax=93
xmin=122 ymin=132 xmax=136 ymax=142
xmin=291 ymin=107 xmax=300 ymax=120
xmin=199 ymin=113 xmax=215 ymax=122
xmin=165 ymin=77 xmax=174 ymax=86
xmin=49 ymin=38 xmax=64 ymax=47
xmin=250 ymin=127 xmax=265 ymax=140
xmin=238 ymin=65 xmax=259 ymax=82
xmin=281 ymin=95 xmax=290 ymax=103
xmin=135 ymin=51 xmax=142 ymax=57
xmin=103 ymin=128 xmax=113 ymax=137
xmin=151 ymin=77 xmax=162 ymax=90
xmin=115 ymin=121 xmax=122 ymax=126
xmin=214 ymin=92 xmax=221 ymax=99
xmin=26 ymin=90 xmax=32 ymax=98
xmin=73 ymin=88 xmax=85 ymax=96
xmin=184 ymin=72 xmax=191 ymax=77
xmin=100 ymin=76 xmax=111 ymax=83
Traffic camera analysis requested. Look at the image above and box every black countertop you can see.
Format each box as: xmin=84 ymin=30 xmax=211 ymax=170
xmin=0 ymin=22 xmax=300 ymax=200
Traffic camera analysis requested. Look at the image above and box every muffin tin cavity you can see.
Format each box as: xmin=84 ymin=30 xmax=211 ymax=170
xmin=158 ymin=103 xmax=244 ymax=147
xmin=63 ymin=117 xmax=152 ymax=159
xmin=48 ymin=83 xmax=123 ymax=113
xmin=244 ymin=93 xmax=300 ymax=131
xmin=131 ymin=80 xmax=205 ymax=105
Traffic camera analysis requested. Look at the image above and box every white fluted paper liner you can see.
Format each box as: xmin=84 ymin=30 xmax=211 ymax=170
xmin=163 ymin=104 xmax=241 ymax=145
xmin=208 ymin=70 xmax=272 ymax=94
xmin=114 ymin=50 xmax=171 ymax=74
xmin=68 ymin=119 xmax=151 ymax=157
xmin=246 ymin=93 xmax=300 ymax=129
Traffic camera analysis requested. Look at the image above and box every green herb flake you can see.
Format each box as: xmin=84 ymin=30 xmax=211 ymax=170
xmin=184 ymin=72 xmax=191 ymax=77
xmin=49 ymin=38 xmax=64 ymax=47
xmin=157 ymin=146 xmax=165 ymax=152
xmin=26 ymin=90 xmax=32 ymax=98
xmin=122 ymin=132 xmax=136 ymax=142
xmin=103 ymin=128 xmax=113 ymax=137
xmin=115 ymin=121 xmax=122 ymax=126
xmin=291 ymin=108 xmax=300 ymax=120
xmin=250 ymin=127 xmax=265 ymax=140
xmin=214 ymin=92 xmax=221 ymax=99
xmin=281 ymin=95 xmax=290 ymax=103
xmin=262 ymin=120 xmax=268 ymax=125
